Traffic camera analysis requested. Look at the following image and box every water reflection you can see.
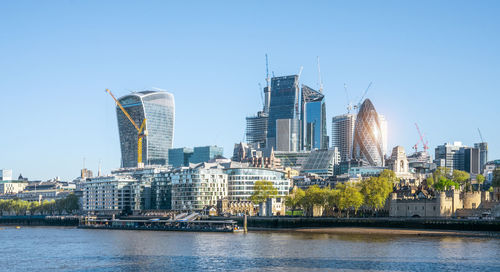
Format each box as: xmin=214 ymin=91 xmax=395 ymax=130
xmin=0 ymin=227 xmax=498 ymax=271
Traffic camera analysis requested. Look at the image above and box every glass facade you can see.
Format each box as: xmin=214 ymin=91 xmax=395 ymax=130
xmin=246 ymin=111 xmax=268 ymax=147
xmin=331 ymin=114 xmax=356 ymax=162
xmin=190 ymin=146 xmax=224 ymax=164
xmin=168 ymin=147 xmax=193 ymax=168
xmin=117 ymin=91 xmax=175 ymax=168
xmin=301 ymin=148 xmax=340 ymax=178
xmin=224 ymin=168 xmax=290 ymax=202
xmin=301 ymin=85 xmax=327 ymax=150
xmin=267 ymin=75 xmax=299 ymax=149
xmin=353 ymin=99 xmax=385 ymax=167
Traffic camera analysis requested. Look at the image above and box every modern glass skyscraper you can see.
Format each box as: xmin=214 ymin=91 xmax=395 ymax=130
xmin=189 ymin=145 xmax=224 ymax=164
xmin=246 ymin=111 xmax=268 ymax=147
xmin=353 ymin=99 xmax=385 ymax=166
xmin=301 ymin=85 xmax=327 ymax=151
xmin=117 ymin=90 xmax=175 ymax=168
xmin=267 ymin=75 xmax=299 ymax=150
xmin=332 ymin=114 xmax=356 ymax=162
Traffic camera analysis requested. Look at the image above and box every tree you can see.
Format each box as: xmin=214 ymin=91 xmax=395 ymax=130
xmin=250 ymin=180 xmax=278 ymax=204
xmin=492 ymin=169 xmax=500 ymax=188
xmin=432 ymin=167 xmax=451 ymax=185
xmin=285 ymin=187 xmax=305 ymax=216
xmin=301 ymin=185 xmax=328 ymax=216
xmin=336 ymin=183 xmax=364 ymax=218
xmin=476 ymin=174 xmax=485 ymax=185
xmin=324 ymin=188 xmax=340 ymax=216
xmin=360 ymin=176 xmax=393 ymax=214
xmin=425 ymin=178 xmax=434 ymax=189
xmin=452 ymin=170 xmax=470 ymax=186
xmin=433 ymin=176 xmax=459 ymax=191
xmin=379 ymin=169 xmax=398 ymax=184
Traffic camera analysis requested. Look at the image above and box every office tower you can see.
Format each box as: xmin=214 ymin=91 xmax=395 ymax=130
xmin=267 ymin=75 xmax=300 ymax=149
xmin=190 ymin=145 xmax=224 ymax=164
xmin=464 ymin=147 xmax=480 ymax=175
xmin=276 ymin=119 xmax=300 ymax=152
xmin=246 ymin=111 xmax=268 ymax=147
xmin=352 ymin=99 xmax=385 ymax=166
xmin=434 ymin=142 xmax=465 ymax=171
xmin=168 ymin=147 xmax=194 ymax=168
xmin=331 ymin=114 xmax=356 ymax=162
xmin=301 ymin=85 xmax=327 ymax=151
xmin=379 ymin=114 xmax=388 ymax=157
xmin=116 ymin=90 xmax=175 ymax=168
xmin=474 ymin=142 xmax=488 ymax=173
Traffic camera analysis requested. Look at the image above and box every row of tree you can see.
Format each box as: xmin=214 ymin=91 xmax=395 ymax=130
xmin=248 ymin=170 xmax=394 ymax=217
xmin=0 ymin=194 xmax=79 ymax=216
xmin=427 ymin=167 xmax=486 ymax=191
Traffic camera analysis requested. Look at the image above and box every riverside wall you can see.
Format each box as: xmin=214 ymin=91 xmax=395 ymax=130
xmin=210 ymin=216 xmax=500 ymax=232
xmin=0 ymin=216 xmax=80 ymax=226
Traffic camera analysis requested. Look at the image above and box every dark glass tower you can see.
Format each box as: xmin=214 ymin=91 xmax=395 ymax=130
xmin=267 ymin=75 xmax=299 ymax=150
xmin=117 ymin=90 xmax=175 ymax=168
xmin=301 ymin=85 xmax=327 ymax=150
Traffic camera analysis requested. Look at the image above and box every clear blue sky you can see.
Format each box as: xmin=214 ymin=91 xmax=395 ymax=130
xmin=1 ymin=1 xmax=499 ymax=181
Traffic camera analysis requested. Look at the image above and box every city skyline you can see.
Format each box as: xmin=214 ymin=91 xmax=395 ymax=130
xmin=1 ymin=1 xmax=499 ymax=180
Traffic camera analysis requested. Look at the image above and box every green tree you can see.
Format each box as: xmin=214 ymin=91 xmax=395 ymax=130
xmin=360 ymin=176 xmax=393 ymax=214
xmin=432 ymin=167 xmax=451 ymax=185
xmin=250 ymin=180 xmax=278 ymax=204
xmin=476 ymin=174 xmax=485 ymax=185
xmin=492 ymin=169 xmax=500 ymax=187
xmin=336 ymin=183 xmax=364 ymax=218
xmin=284 ymin=187 xmax=305 ymax=216
xmin=64 ymin=193 xmax=80 ymax=213
xmin=433 ymin=176 xmax=460 ymax=191
xmin=324 ymin=188 xmax=340 ymax=216
xmin=379 ymin=169 xmax=398 ymax=184
xmin=301 ymin=185 xmax=328 ymax=216
xmin=452 ymin=169 xmax=470 ymax=186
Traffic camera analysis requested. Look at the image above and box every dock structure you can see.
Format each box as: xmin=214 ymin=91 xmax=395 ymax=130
xmin=79 ymin=217 xmax=240 ymax=232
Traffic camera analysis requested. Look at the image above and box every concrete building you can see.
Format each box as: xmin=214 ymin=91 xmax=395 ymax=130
xmin=474 ymin=142 xmax=488 ymax=173
xmin=0 ymin=169 xmax=12 ymax=181
xmin=116 ymin=90 xmax=175 ymax=168
xmin=434 ymin=142 xmax=465 ymax=171
xmin=224 ymin=167 xmax=290 ymax=202
xmin=464 ymin=147 xmax=481 ymax=175
xmin=276 ymin=119 xmax=300 ymax=152
xmin=301 ymin=148 xmax=340 ymax=178
xmin=0 ymin=181 xmax=28 ymax=195
xmin=83 ymin=175 xmax=141 ymax=213
xmin=331 ymin=114 xmax=356 ymax=162
xmin=171 ymin=162 xmax=228 ymax=211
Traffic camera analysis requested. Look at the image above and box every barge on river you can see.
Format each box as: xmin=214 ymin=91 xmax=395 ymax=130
xmin=79 ymin=217 xmax=241 ymax=233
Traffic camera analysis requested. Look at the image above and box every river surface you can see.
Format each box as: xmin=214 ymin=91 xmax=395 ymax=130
xmin=0 ymin=226 xmax=499 ymax=271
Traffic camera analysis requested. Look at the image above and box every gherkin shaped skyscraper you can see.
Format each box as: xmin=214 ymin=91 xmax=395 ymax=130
xmin=353 ymin=99 xmax=384 ymax=166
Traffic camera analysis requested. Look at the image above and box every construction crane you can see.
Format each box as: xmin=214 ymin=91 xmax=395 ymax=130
xmin=353 ymin=82 xmax=372 ymax=112
xmin=415 ymin=123 xmax=429 ymax=152
xmin=106 ymin=89 xmax=148 ymax=168
xmin=317 ymin=56 xmax=324 ymax=93
xmin=478 ymin=128 xmax=485 ymax=143
xmin=343 ymin=83 xmax=354 ymax=113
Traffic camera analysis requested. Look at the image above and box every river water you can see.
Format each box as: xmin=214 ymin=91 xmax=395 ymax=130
xmin=0 ymin=226 xmax=498 ymax=271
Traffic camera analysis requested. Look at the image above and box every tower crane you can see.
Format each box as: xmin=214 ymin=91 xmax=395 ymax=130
xmin=478 ymin=128 xmax=485 ymax=143
xmin=343 ymin=83 xmax=353 ymax=113
xmin=415 ymin=123 xmax=429 ymax=152
xmin=106 ymin=89 xmax=148 ymax=168
xmin=353 ymin=82 xmax=372 ymax=112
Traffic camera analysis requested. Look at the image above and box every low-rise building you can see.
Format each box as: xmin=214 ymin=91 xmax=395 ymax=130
xmin=0 ymin=181 xmax=28 ymax=195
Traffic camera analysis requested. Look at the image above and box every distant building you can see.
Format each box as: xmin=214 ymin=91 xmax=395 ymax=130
xmin=246 ymin=111 xmax=268 ymax=148
xmin=171 ymin=163 xmax=227 ymax=211
xmin=276 ymin=119 xmax=300 ymax=152
xmin=224 ymin=167 xmax=290 ymax=202
xmin=267 ymin=75 xmax=300 ymax=150
xmin=434 ymin=141 xmax=465 ymax=171
xmin=80 ymin=168 xmax=93 ymax=179
xmin=301 ymin=85 xmax=328 ymax=150
xmin=168 ymin=147 xmax=193 ymax=168
xmin=301 ymin=148 xmax=340 ymax=178
xmin=474 ymin=142 xmax=488 ymax=173
xmin=464 ymin=147 xmax=480 ymax=175
xmin=189 ymin=145 xmax=224 ymax=164
xmin=0 ymin=169 xmax=12 ymax=181
xmin=331 ymin=114 xmax=356 ymax=162
xmin=116 ymin=90 xmax=175 ymax=168
xmin=0 ymin=181 xmax=28 ymax=195
xmin=274 ymin=151 xmax=311 ymax=169
xmin=352 ymin=99 xmax=385 ymax=166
